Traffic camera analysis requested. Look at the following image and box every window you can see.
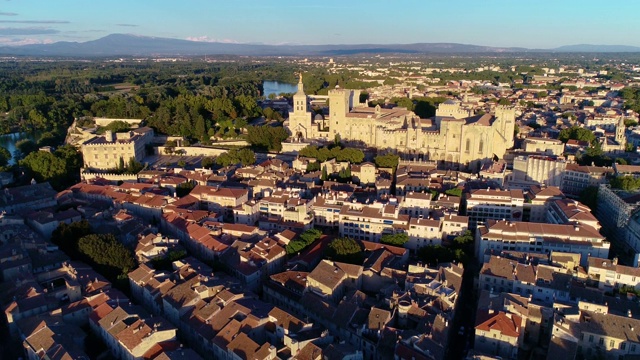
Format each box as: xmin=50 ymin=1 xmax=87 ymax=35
xmin=465 ymin=139 xmax=470 ymax=153
xmin=479 ymin=139 xmax=484 ymax=153
xmin=621 ymin=343 xmax=626 ymax=350
xmin=599 ymin=338 xmax=604 ymax=346
xmin=610 ymin=340 xmax=615 ymax=348
xmin=589 ymin=335 xmax=594 ymax=343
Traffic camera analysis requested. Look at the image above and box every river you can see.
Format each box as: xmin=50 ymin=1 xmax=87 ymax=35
xmin=0 ymin=132 xmax=40 ymax=164
xmin=263 ymin=80 xmax=298 ymax=98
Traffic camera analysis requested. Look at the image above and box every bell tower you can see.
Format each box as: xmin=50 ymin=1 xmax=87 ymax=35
xmin=616 ymin=116 xmax=626 ymax=146
xmin=288 ymin=73 xmax=311 ymax=139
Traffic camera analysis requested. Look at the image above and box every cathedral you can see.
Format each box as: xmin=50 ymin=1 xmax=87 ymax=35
xmin=287 ymin=74 xmax=516 ymax=170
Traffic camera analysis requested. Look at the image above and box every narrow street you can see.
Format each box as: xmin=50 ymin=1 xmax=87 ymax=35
xmin=447 ymin=263 xmax=478 ymax=360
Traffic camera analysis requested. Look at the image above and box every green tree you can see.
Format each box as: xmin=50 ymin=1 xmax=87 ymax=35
xmin=51 ymin=220 xmax=92 ymax=258
xmin=374 ymin=154 xmax=400 ymax=168
xmin=417 ymin=245 xmax=455 ymax=266
xmin=15 ymin=139 xmax=38 ymax=158
xmin=126 ymin=157 xmax=144 ymax=174
xmin=321 ymin=165 xmax=328 ymax=181
xmin=150 ymin=249 xmax=188 ymax=271
xmin=558 ymin=126 xmax=596 ymax=144
xmin=118 ymin=157 xmax=125 ymax=172
xmin=55 ymin=145 xmax=83 ymax=172
xmin=336 ymin=148 xmax=364 ymax=164
xmin=78 ymin=234 xmax=136 ymax=274
xmin=263 ymin=107 xmax=282 ymax=121
xmin=194 ymin=115 xmax=207 ymax=141
xmin=246 ymin=126 xmax=289 ymax=151
xmin=201 ymin=157 xmax=215 ymax=169
xmin=498 ymin=98 xmax=511 ymax=105
xmin=215 ymin=148 xmax=256 ymax=167
xmin=306 ymin=161 xmax=320 ymax=172
xmin=610 ymin=176 xmax=640 ymax=191
xmin=452 ymin=230 xmax=474 ymax=251
xmin=286 ymin=228 xmax=322 ymax=255
xmin=176 ymin=181 xmax=195 ymax=197
xmin=326 ymin=237 xmax=364 ymax=264
xmin=380 ymin=233 xmax=409 ymax=247
xmin=579 ymin=186 xmax=599 ymax=213
xmin=445 ymin=188 xmax=463 ymax=197
xmin=20 ymin=150 xmax=66 ymax=187
xmin=97 ymin=120 xmax=130 ymax=134
xmin=0 ymin=146 xmax=11 ymax=167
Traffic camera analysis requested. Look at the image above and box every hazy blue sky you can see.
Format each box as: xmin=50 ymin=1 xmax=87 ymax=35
xmin=0 ymin=0 xmax=637 ymax=48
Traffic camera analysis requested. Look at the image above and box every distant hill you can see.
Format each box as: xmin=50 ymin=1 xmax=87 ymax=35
xmin=0 ymin=34 xmax=529 ymax=57
xmin=552 ymin=44 xmax=640 ymax=52
xmin=0 ymin=34 xmax=637 ymax=57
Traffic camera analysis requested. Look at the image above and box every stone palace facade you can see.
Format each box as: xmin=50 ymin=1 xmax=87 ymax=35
xmin=287 ymin=74 xmax=516 ymax=169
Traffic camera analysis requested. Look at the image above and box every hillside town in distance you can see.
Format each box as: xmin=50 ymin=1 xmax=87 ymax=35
xmin=4 ymin=55 xmax=640 ymax=360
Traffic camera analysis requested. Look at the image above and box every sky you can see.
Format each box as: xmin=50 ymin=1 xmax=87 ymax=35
xmin=0 ymin=0 xmax=639 ymax=48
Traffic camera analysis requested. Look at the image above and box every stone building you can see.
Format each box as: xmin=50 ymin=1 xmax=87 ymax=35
xmin=287 ymin=74 xmax=516 ymax=170
xmin=81 ymin=127 xmax=154 ymax=170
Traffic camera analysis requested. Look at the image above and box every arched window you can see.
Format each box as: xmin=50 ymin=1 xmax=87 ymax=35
xmin=479 ymin=139 xmax=484 ymax=153
xmin=465 ymin=139 xmax=470 ymax=153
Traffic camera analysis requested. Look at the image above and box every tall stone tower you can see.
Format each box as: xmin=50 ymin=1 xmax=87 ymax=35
xmin=616 ymin=116 xmax=626 ymax=146
xmin=328 ymin=87 xmax=350 ymax=137
xmin=494 ymin=106 xmax=516 ymax=149
xmin=288 ymin=73 xmax=311 ymax=139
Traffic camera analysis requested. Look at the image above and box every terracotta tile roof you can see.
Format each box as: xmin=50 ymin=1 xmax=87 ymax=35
xmin=475 ymin=310 xmax=522 ymax=338
xmin=293 ymin=343 xmax=323 ymax=360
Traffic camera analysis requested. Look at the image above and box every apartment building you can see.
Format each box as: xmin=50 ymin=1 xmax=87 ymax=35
xmin=476 ymin=220 xmax=609 ymax=266
xmin=474 ymin=310 xmax=524 ymax=359
xmin=338 ymin=203 xmax=410 ymax=242
xmin=407 ymin=218 xmax=443 ymax=249
xmin=312 ymin=191 xmax=351 ymax=228
xmin=258 ymin=188 xmax=313 ymax=231
xmin=574 ymin=311 xmax=640 ymax=360
xmin=400 ymin=191 xmax=432 ymax=218
xmin=466 ymin=189 xmax=524 ymax=228
xmin=190 ymin=185 xmax=249 ymax=215
xmin=478 ymin=255 xmax=575 ymax=305
xmin=523 ymin=186 xmax=564 ymax=223
xmin=587 ymin=256 xmax=640 ymax=291
xmin=523 ymin=137 xmax=565 ymax=156
xmin=562 ymin=164 xmax=613 ymax=196
xmin=306 ymin=260 xmax=363 ymax=303
xmin=547 ymin=198 xmax=600 ymax=231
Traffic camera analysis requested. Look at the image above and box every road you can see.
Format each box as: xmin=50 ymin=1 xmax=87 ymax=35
xmin=447 ymin=263 xmax=478 ymax=360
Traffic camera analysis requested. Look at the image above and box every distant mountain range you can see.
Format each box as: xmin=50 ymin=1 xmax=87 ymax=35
xmin=1 ymin=34 xmax=639 ymax=57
